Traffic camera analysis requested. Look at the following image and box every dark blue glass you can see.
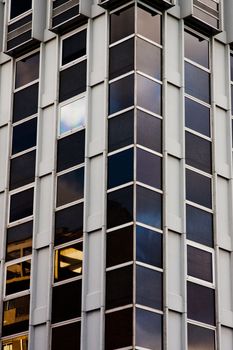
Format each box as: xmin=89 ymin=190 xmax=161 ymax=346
xmin=136 ymin=308 xmax=162 ymax=350
xmin=107 ymin=186 xmax=133 ymax=229
xmin=186 ymin=169 xmax=212 ymax=209
xmin=136 ymin=186 xmax=162 ymax=229
xmin=108 ymin=148 xmax=134 ymax=189
xmin=185 ymin=62 xmax=210 ymax=103
xmin=136 ymin=226 xmax=162 ymax=267
xmin=109 ymin=74 xmax=134 ymax=115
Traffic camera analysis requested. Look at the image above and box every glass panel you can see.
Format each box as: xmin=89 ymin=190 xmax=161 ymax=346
xmin=15 ymin=53 xmax=39 ymax=89
xmin=187 ymin=282 xmax=215 ymax=325
xmin=13 ymin=83 xmax=38 ymax=123
xmin=185 ymin=97 xmax=210 ymax=137
xmin=108 ymin=148 xmax=134 ymax=189
xmin=105 ymin=308 xmax=133 ymax=349
xmin=186 ymin=204 xmax=213 ymax=247
xmin=52 ymin=322 xmax=81 ymax=350
xmin=186 ymin=169 xmax=212 ymax=209
xmin=10 ymin=150 xmax=36 ymax=190
xmin=55 ymin=203 xmax=83 ymax=245
xmin=184 ymin=31 xmax=209 ymax=68
xmin=109 ymin=74 xmax=134 ymax=115
xmin=136 ymin=185 xmax=162 ymax=229
xmin=136 ymin=265 xmax=162 ymax=310
xmin=110 ymin=5 xmax=134 ymax=44
xmin=109 ymin=38 xmax=134 ymax=80
xmin=52 ymin=279 xmax=82 ymax=323
xmin=12 ymin=118 xmax=37 ymax=155
xmin=10 ymin=188 xmax=34 ymax=223
xmin=54 ymin=242 xmax=83 ymax=283
xmin=10 ymin=0 xmax=32 ymax=19
xmin=59 ymin=98 xmax=85 ymax=135
xmin=137 ymin=110 xmax=162 ymax=153
xmin=106 ymin=225 xmax=133 ymax=267
xmin=136 ymin=308 xmax=162 ymax=350
xmin=6 ymin=221 xmax=33 ymax=261
xmin=2 ymin=295 xmax=30 ymax=336
xmin=187 ymin=245 xmax=213 ymax=282
xmin=108 ymin=111 xmax=134 ymax=152
xmin=56 ymin=167 xmax=84 ymax=207
xmin=62 ymin=30 xmax=86 ymax=66
xmin=188 ymin=323 xmax=215 ymax=350
xmin=137 ymin=37 xmax=161 ymax=80
xmin=137 ymin=6 xmax=161 ymax=44
xmin=59 ymin=61 xmax=86 ymax=103
xmin=136 ymin=225 xmax=162 ymax=268
xmin=106 ymin=265 xmax=133 ymax=310
xmin=57 ymin=130 xmax=85 ymax=172
xmin=107 ymin=185 xmax=133 ymax=229
xmin=185 ymin=131 xmax=212 ymax=174
xmin=137 ymin=74 xmax=162 ymax=115
xmin=6 ymin=260 xmax=31 ymax=295
xmin=137 ymin=148 xmax=162 ymax=189
xmin=2 ymin=335 xmax=28 ymax=350
xmin=185 ymin=62 xmax=210 ymax=103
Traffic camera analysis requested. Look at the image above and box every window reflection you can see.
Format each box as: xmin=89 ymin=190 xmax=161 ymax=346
xmin=185 ymin=97 xmax=210 ymax=137
xmin=2 ymin=335 xmax=28 ymax=350
xmin=6 ymin=260 xmax=31 ymax=295
xmin=60 ymin=98 xmax=85 ymax=135
xmin=137 ymin=74 xmax=161 ymax=115
xmin=56 ymin=167 xmax=84 ymax=207
xmin=185 ymin=62 xmax=210 ymax=103
xmin=52 ymin=322 xmax=81 ymax=350
xmin=109 ymin=74 xmax=134 ymax=115
xmin=3 ymin=295 xmax=30 ymax=336
xmin=6 ymin=221 xmax=33 ymax=261
xmin=137 ymin=6 xmax=161 ymax=44
xmin=186 ymin=169 xmax=212 ymax=209
xmin=136 ymin=308 xmax=162 ymax=349
xmin=110 ymin=5 xmax=135 ymax=44
xmin=136 ymin=225 xmax=162 ymax=268
xmin=184 ymin=31 xmax=209 ymax=68
xmin=188 ymin=323 xmax=215 ymax=350
xmin=108 ymin=148 xmax=134 ymax=189
xmin=187 ymin=245 xmax=213 ymax=283
xmin=15 ymin=53 xmax=39 ymax=89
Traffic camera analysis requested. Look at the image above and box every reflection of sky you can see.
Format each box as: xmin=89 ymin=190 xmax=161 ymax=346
xmin=60 ymin=98 xmax=85 ymax=135
xmin=136 ymin=308 xmax=162 ymax=349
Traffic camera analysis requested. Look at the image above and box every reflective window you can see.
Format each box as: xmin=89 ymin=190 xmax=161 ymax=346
xmin=15 ymin=53 xmax=39 ymax=88
xmin=110 ymin=5 xmax=134 ymax=44
xmin=137 ymin=110 xmax=162 ymax=153
xmin=137 ymin=74 xmax=161 ymax=115
xmin=10 ymin=150 xmax=36 ymax=190
xmin=136 ymin=226 xmax=162 ymax=268
xmin=137 ymin=148 xmax=162 ymax=189
xmin=52 ymin=322 xmax=81 ymax=350
xmin=137 ymin=6 xmax=161 ymax=44
xmin=108 ymin=111 xmax=134 ymax=152
xmin=10 ymin=0 xmax=32 ymax=19
xmin=109 ymin=38 xmax=134 ymax=80
xmin=55 ymin=203 xmax=83 ymax=245
xmin=54 ymin=242 xmax=83 ymax=283
xmin=59 ymin=98 xmax=85 ymax=135
xmin=57 ymin=168 xmax=84 ymax=207
xmin=188 ymin=323 xmax=215 ymax=350
xmin=6 ymin=260 xmax=31 ymax=295
xmin=13 ymin=83 xmax=38 ymax=123
xmin=2 ymin=335 xmax=28 ymax=350
xmin=137 ymin=37 xmax=161 ymax=80
xmin=62 ymin=30 xmax=86 ymax=66
xmin=108 ymin=149 xmax=134 ymax=189
xmin=188 ymin=245 xmax=213 ymax=282
xmin=186 ymin=169 xmax=212 ymax=209
xmin=10 ymin=188 xmax=34 ymax=222
xmin=187 ymin=282 xmax=215 ymax=325
xmin=185 ymin=62 xmax=210 ymax=103
xmin=6 ymin=221 xmax=33 ymax=261
xmin=136 ymin=308 xmax=162 ymax=350
xmin=185 ymin=97 xmax=210 ymax=137
xmin=184 ymin=31 xmax=209 ymax=68
xmin=109 ymin=74 xmax=134 ymax=115
xmin=12 ymin=118 xmax=37 ymax=155
xmin=107 ymin=186 xmax=133 ymax=229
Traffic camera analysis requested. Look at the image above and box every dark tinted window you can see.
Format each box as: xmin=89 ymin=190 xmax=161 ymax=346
xmin=107 ymin=186 xmax=133 ymax=229
xmin=137 ymin=74 xmax=161 ymax=115
xmin=13 ymin=83 xmax=38 ymax=123
xmin=52 ymin=280 xmax=82 ymax=323
xmin=137 ymin=148 xmax=162 ymax=189
xmin=6 ymin=260 xmax=31 ymax=295
xmin=137 ymin=6 xmax=161 ymax=44
xmin=185 ymin=132 xmax=212 ymax=173
xmin=184 ymin=31 xmax=209 ymax=68
xmin=12 ymin=118 xmax=37 ymax=155
xmin=188 ymin=323 xmax=215 ymax=350
xmin=137 ymin=186 xmax=162 ymax=229
xmin=57 ymin=130 xmax=85 ymax=172
xmin=10 ymin=0 xmax=32 ymax=19
xmin=10 ymin=151 xmax=36 ymax=190
xmin=136 ymin=226 xmax=162 ymax=267
xmin=6 ymin=221 xmax=33 ymax=261
xmin=110 ymin=5 xmax=134 ymax=44
xmin=137 ymin=38 xmax=161 ymax=80
xmin=55 ymin=203 xmax=83 ymax=245
xmin=185 ymin=62 xmax=210 ymax=103
xmin=188 ymin=245 xmax=212 ymax=282
xmin=52 ymin=322 xmax=81 ymax=350
xmin=187 ymin=282 xmax=215 ymax=325
xmin=59 ymin=61 xmax=86 ymax=103
xmin=108 ymin=111 xmax=134 ymax=152
xmin=185 ymin=97 xmax=210 ymax=137
xmin=10 ymin=188 xmax=34 ymax=222
xmin=109 ymin=74 xmax=134 ymax=115
xmin=109 ymin=39 xmax=134 ymax=80
xmin=137 ymin=110 xmax=162 ymax=153
xmin=136 ymin=308 xmax=162 ymax=350
xmin=186 ymin=169 xmax=212 ymax=209
xmin=186 ymin=204 xmax=213 ymax=247
xmin=108 ymin=149 xmax=133 ymax=189
xmin=57 ymin=168 xmax=84 ymax=207
xmin=62 ymin=30 xmax=86 ymax=66
xmin=15 ymin=53 xmax=39 ymax=88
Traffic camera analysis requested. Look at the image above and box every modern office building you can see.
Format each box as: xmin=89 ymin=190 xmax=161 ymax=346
xmin=0 ymin=0 xmax=232 ymax=349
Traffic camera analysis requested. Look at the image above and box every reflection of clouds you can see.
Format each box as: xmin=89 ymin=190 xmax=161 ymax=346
xmin=60 ymin=98 xmax=85 ymax=134
xmin=188 ymin=324 xmax=215 ymax=350
xmin=136 ymin=308 xmax=162 ymax=349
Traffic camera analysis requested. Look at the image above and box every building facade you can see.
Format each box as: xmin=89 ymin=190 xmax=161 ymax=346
xmin=0 ymin=0 xmax=232 ymax=349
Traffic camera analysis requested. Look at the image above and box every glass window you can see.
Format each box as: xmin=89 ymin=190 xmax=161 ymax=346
xmin=56 ymin=167 xmax=84 ymax=207
xmin=15 ymin=53 xmax=39 ymax=89
xmin=106 ymin=225 xmax=133 ymax=267
xmin=59 ymin=98 xmax=85 ymax=135
xmin=105 ymin=308 xmax=133 ymax=349
xmin=54 ymin=242 xmax=83 ymax=283
xmin=185 ymin=97 xmax=210 ymax=137
xmin=6 ymin=221 xmax=33 ymax=261
xmin=10 ymin=0 xmax=32 ymax=19
xmin=188 ymin=323 xmax=215 ymax=350
xmin=13 ymin=83 xmax=38 ymax=123
xmin=6 ymin=260 xmax=31 ymax=295
xmin=107 ymin=185 xmax=133 ymax=229
xmin=186 ymin=204 xmax=213 ymax=247
xmin=10 ymin=150 xmax=36 ymax=190
xmin=185 ymin=62 xmax=210 ymax=103
xmin=55 ymin=203 xmax=83 ymax=245
xmin=52 ymin=322 xmax=81 ymax=350
xmin=109 ymin=38 xmax=134 ymax=80
xmin=188 ymin=245 xmax=213 ymax=283
xmin=137 ymin=74 xmax=161 ymax=115
xmin=185 ymin=132 xmax=212 ymax=174
xmin=59 ymin=61 xmax=86 ymax=103
xmin=57 ymin=130 xmax=85 ymax=172
xmin=137 ymin=37 xmax=161 ymax=80
xmin=2 ymin=295 xmax=30 ymax=336
xmin=137 ymin=110 xmax=162 ymax=153
xmin=10 ymin=188 xmax=34 ymax=223
xmin=186 ymin=169 xmax=212 ymax=209
xmin=187 ymin=282 xmax=215 ymax=325
xmin=108 ymin=111 xmax=134 ymax=152
xmin=2 ymin=335 xmax=28 ymax=350
xmin=106 ymin=265 xmax=133 ymax=310
xmin=137 ymin=6 xmax=161 ymax=44
xmin=137 ymin=148 xmax=162 ymax=189
xmin=52 ymin=279 xmax=82 ymax=323
xmin=12 ymin=118 xmax=37 ymax=155
xmin=136 ymin=308 xmax=162 ymax=350
xmin=136 ymin=185 xmax=162 ymax=229
xmin=136 ymin=265 xmax=162 ymax=310
xmin=109 ymin=74 xmax=134 ymax=115
xmin=62 ymin=30 xmax=86 ymax=66
xmin=108 ymin=149 xmax=134 ymax=189
xmin=136 ymin=225 xmax=162 ymax=268
xmin=184 ymin=31 xmax=209 ymax=68
xmin=110 ymin=5 xmax=134 ymax=44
